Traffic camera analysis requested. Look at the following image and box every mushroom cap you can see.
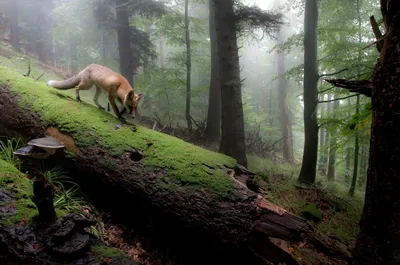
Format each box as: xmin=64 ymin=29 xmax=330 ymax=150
xmin=13 ymin=145 xmax=50 ymax=159
xmin=27 ymin=137 xmax=65 ymax=149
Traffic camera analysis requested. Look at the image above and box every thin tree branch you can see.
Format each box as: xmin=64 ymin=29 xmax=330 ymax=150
xmin=318 ymin=94 xmax=359 ymax=103
xmin=318 ymin=85 xmax=335 ymax=94
xmin=318 ymin=68 xmax=348 ymax=79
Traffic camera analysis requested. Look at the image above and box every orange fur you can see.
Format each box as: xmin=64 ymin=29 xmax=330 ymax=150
xmin=47 ymin=64 xmax=143 ymax=120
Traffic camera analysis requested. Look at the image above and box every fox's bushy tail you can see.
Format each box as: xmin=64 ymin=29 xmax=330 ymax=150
xmin=47 ymin=74 xmax=80 ymax=89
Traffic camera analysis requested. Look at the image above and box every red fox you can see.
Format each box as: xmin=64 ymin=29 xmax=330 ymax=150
xmin=47 ymin=64 xmax=143 ymax=121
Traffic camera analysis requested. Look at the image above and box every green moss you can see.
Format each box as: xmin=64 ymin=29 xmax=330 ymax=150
xmin=0 ymin=66 xmax=237 ymax=198
xmin=0 ymin=160 xmax=38 ymax=224
xmin=300 ymin=202 xmax=323 ymax=222
xmin=91 ymin=245 xmax=130 ymax=261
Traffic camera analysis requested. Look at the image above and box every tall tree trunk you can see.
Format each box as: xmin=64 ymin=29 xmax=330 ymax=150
xmin=349 ymin=95 xmax=360 ymax=197
xmin=204 ymin=0 xmax=221 ymax=142
xmin=318 ymin=95 xmax=326 ymax=171
xmin=159 ymin=36 xmax=165 ymax=68
xmin=351 ymin=1 xmax=400 ymax=263
xmin=277 ymin=31 xmax=294 ymax=162
xmin=116 ymin=0 xmax=133 ymax=86
xmin=358 ymin=145 xmax=367 ymax=188
xmin=8 ymin=0 xmax=19 ymax=51
xmin=327 ymin=97 xmax=339 ymax=181
xmin=184 ymin=0 xmax=192 ymax=132
xmin=298 ymin=0 xmax=318 ymax=184
xmin=323 ymin=95 xmax=331 ymax=176
xmin=349 ymin=0 xmax=363 ymax=196
xmin=214 ymin=0 xmax=247 ymax=167
xmin=69 ymin=32 xmax=78 ymax=76
xmin=345 ymin=98 xmax=352 ymax=184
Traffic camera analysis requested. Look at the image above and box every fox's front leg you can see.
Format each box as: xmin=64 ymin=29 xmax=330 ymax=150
xmin=108 ymin=95 xmax=126 ymax=123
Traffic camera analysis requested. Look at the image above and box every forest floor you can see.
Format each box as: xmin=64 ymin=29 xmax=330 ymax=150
xmin=0 ymin=41 xmax=365 ymax=265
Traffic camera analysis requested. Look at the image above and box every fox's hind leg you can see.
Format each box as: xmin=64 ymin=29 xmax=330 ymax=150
xmin=93 ymin=86 xmax=105 ymax=110
xmin=75 ymin=72 xmax=93 ymax=103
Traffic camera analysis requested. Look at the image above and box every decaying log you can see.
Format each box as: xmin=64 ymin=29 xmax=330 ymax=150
xmin=0 ymin=186 xmax=139 ymax=265
xmin=0 ymin=72 xmax=351 ymax=265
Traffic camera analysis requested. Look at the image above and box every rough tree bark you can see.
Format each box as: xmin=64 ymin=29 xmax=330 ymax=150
xmin=204 ymin=0 xmax=221 ymax=142
xmin=329 ymin=1 xmax=400 ymax=264
xmin=277 ymin=30 xmax=294 ymax=163
xmin=116 ymin=0 xmax=134 ymax=86
xmin=214 ymin=0 xmax=247 ymax=167
xmin=7 ymin=0 xmax=19 ymax=51
xmin=298 ymin=0 xmax=319 ymax=184
xmin=184 ymin=0 xmax=193 ymax=133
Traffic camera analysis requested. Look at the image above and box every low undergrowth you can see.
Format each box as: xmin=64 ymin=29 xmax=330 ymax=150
xmin=248 ymin=155 xmax=364 ymax=246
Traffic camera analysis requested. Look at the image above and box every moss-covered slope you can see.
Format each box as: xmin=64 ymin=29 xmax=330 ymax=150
xmin=0 ymin=66 xmax=237 ymax=197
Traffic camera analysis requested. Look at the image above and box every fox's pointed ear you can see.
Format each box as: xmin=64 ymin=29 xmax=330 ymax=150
xmin=127 ymin=90 xmax=134 ymax=100
xmin=135 ymin=93 xmax=144 ymax=101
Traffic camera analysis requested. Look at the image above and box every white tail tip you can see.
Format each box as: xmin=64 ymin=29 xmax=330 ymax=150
xmin=47 ymin=80 xmax=56 ymax=87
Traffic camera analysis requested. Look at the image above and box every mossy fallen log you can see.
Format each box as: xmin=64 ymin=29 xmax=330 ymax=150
xmin=0 ymin=66 xmax=333 ymax=264
xmin=0 ymin=160 xmax=140 ymax=265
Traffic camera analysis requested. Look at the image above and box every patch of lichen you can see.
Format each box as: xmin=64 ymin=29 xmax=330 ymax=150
xmin=0 ymin=66 xmax=237 ymax=198
xmin=91 ymin=245 xmax=130 ymax=261
xmin=0 ymin=160 xmax=37 ymax=224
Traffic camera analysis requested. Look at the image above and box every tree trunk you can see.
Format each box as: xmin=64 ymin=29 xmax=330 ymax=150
xmin=116 ymin=0 xmax=134 ymax=86
xmin=69 ymin=32 xmax=78 ymax=76
xmin=0 ymin=72 xmax=335 ymax=265
xmin=214 ymin=0 xmax=247 ymax=167
xmin=345 ymin=98 xmax=352 ymax=184
xmin=327 ymin=97 xmax=339 ymax=181
xmin=323 ymin=95 xmax=331 ymax=176
xmin=277 ymin=30 xmax=294 ymax=163
xmin=318 ymin=95 xmax=326 ymax=171
xmin=204 ymin=0 xmax=221 ymax=142
xmin=350 ymin=1 xmax=400 ymax=262
xmin=349 ymin=98 xmax=360 ymax=197
xmin=298 ymin=0 xmax=319 ymax=185
xmin=184 ymin=0 xmax=192 ymax=133
xmin=8 ymin=0 xmax=19 ymax=51
xmin=358 ymin=145 xmax=367 ymax=188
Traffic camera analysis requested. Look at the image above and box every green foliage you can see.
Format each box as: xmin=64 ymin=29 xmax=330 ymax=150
xmin=0 ymin=138 xmax=24 ymax=170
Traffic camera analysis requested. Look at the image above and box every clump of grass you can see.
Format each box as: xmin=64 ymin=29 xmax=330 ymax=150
xmin=0 ymin=137 xmax=24 ymax=170
xmin=43 ymin=166 xmax=104 ymax=239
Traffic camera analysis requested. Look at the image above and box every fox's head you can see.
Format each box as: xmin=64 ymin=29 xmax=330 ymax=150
xmin=124 ymin=90 xmax=144 ymax=118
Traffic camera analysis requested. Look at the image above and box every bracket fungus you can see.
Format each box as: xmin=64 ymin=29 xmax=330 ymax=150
xmin=14 ymin=136 xmax=65 ymax=160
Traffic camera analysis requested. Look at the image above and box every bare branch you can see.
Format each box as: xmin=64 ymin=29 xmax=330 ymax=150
xmin=318 ymin=86 xmax=335 ymax=94
xmin=370 ymin=15 xmax=384 ymax=52
xmin=326 ymin=79 xmax=373 ymax=97
xmin=318 ymin=68 xmax=348 ymax=79
xmin=35 ymin=71 xmax=46 ymax=81
xmin=318 ymin=94 xmax=359 ymax=103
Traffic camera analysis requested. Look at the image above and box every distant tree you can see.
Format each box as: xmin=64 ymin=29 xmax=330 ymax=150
xmin=298 ymin=0 xmax=319 ymax=185
xmin=277 ymin=30 xmax=294 ymax=163
xmin=204 ymin=0 xmax=221 ymax=142
xmin=184 ymin=0 xmax=192 ymax=132
xmin=115 ymin=0 xmax=133 ymax=85
xmin=327 ymin=96 xmax=339 ymax=181
xmin=213 ymin=0 xmax=247 ymax=166
xmin=7 ymin=0 xmax=19 ymax=51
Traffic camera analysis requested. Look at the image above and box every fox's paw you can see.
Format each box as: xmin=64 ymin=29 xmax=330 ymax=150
xmin=98 ymin=105 xmax=105 ymax=110
xmin=76 ymin=97 xmax=82 ymax=103
xmin=118 ymin=116 xmax=127 ymax=124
